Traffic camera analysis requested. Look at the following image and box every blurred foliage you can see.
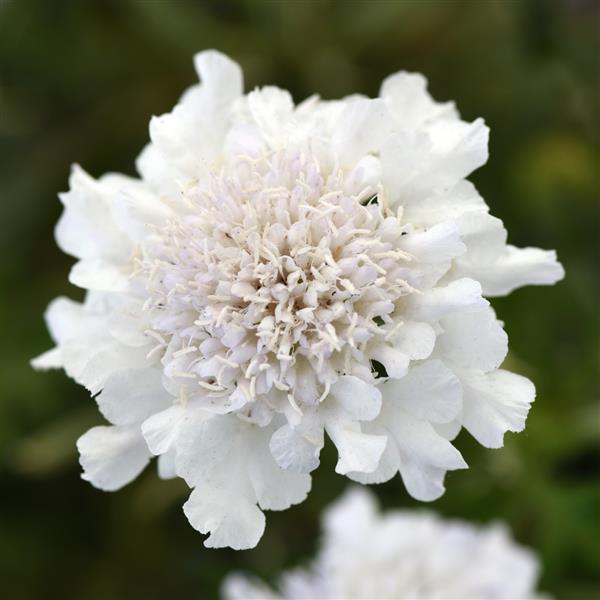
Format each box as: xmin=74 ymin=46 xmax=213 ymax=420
xmin=0 ymin=0 xmax=598 ymax=598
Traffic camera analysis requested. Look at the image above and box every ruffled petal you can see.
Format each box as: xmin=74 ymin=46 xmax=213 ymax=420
xmin=369 ymin=343 xmax=410 ymax=379
xmin=405 ymin=278 xmax=487 ymax=321
xmin=42 ymin=295 xmax=101 ymax=344
xmin=269 ymin=423 xmax=323 ymax=474
xmin=329 ymin=376 xmax=382 ymax=421
xmin=30 ymin=347 xmax=62 ymax=370
xmin=193 ymin=49 xmax=243 ymax=109
xmin=333 ymin=98 xmax=394 ymax=166
xmin=135 ymin=143 xmax=180 ymax=196
xmin=149 ymin=50 xmax=243 ymax=176
xmin=381 ymin=118 xmax=489 ymax=205
xmin=68 ymin=259 xmax=130 ymax=293
xmin=247 ymin=86 xmax=295 ymax=146
xmin=248 ymin=430 xmax=311 ymax=511
xmin=344 ymin=155 xmax=382 ymax=196
xmin=55 ymin=165 xmax=131 ymax=263
xmin=142 ymin=405 xmax=187 ymax=455
xmin=399 ymin=222 xmax=466 ymax=264
xmin=77 ymin=425 xmax=150 ymax=491
xmin=67 ymin=338 xmax=149 ymax=395
xmin=326 ymin=420 xmax=387 ymax=475
xmin=96 ymin=368 xmax=170 ymax=426
xmin=379 ymin=71 xmax=458 ymax=127
xmin=405 ymin=183 xmax=488 ymax=234
xmin=389 ymin=360 xmax=462 ymax=424
xmin=468 ymin=245 xmax=565 ymax=297
xmin=353 ymin=404 xmax=467 ymax=500
xmin=391 ymin=320 xmax=437 ymax=360
xmin=110 ymin=185 xmax=172 ymax=244
xmin=36 ymin=295 xmax=150 ymax=394
xmin=183 ymin=485 xmax=265 ymax=550
xmin=425 ymin=118 xmax=489 ymax=186
xmin=176 ymin=416 xmax=309 ymax=549
xmin=437 ymin=307 xmax=508 ymax=372
xmin=459 ymin=369 xmax=535 ymax=449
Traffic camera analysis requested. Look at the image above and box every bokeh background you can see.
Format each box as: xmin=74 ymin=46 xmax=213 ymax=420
xmin=1 ymin=0 xmax=598 ymax=598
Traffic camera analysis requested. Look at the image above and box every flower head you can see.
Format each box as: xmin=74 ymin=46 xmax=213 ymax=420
xmin=224 ymin=487 xmax=544 ymax=599
xmin=33 ymin=50 xmax=563 ymax=549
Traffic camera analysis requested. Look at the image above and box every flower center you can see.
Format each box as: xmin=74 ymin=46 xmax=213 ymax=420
xmin=141 ymin=149 xmax=413 ymax=414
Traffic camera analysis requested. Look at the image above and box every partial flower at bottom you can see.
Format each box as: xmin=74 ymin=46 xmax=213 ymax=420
xmin=223 ymin=487 xmax=544 ymax=600
xmin=33 ymin=50 xmax=564 ymax=549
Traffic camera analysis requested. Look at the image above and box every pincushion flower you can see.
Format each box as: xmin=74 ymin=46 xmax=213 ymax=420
xmin=33 ymin=50 xmax=564 ymax=549
xmin=223 ymin=488 xmax=544 ymax=599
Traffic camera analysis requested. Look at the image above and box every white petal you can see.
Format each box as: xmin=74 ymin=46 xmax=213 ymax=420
xmin=31 ymin=348 xmax=62 ymax=370
xmin=135 ymin=143 xmax=180 ymax=196
xmin=437 ymin=307 xmax=508 ymax=372
xmin=380 ymin=129 xmax=432 ymax=205
xmin=247 ymin=86 xmax=294 ymax=145
xmin=405 ymin=278 xmax=487 ymax=321
xmin=42 ymin=296 xmax=99 ymax=343
xmin=183 ymin=485 xmax=265 ymax=550
xmin=107 ymin=304 xmax=149 ymax=348
xmin=399 ymin=222 xmax=466 ymax=263
xmin=329 ymin=376 xmax=382 ymax=421
xmin=69 ymin=259 xmax=130 ymax=293
xmin=174 ymin=414 xmax=236 ymax=487
xmin=97 ymin=368 xmax=170 ymax=426
xmin=393 ymin=412 xmax=467 ymax=500
xmin=455 ymin=210 xmax=506 ymax=264
xmin=333 ymin=98 xmax=394 ymax=166
xmin=110 ymin=186 xmax=171 ymax=244
xmin=388 ymin=360 xmax=462 ymax=424
xmin=433 ymin=419 xmax=462 ymax=441
xmin=392 ymin=321 xmax=436 ymax=360
xmin=40 ymin=296 xmax=150 ymax=394
xmin=403 ymin=180 xmax=488 ymax=227
xmin=426 ymin=118 xmax=489 ymax=184
xmin=176 ymin=416 xmax=308 ymax=549
xmin=193 ymin=49 xmax=243 ymax=107
xmin=157 ymin=450 xmax=177 ymax=479
xmin=148 ymin=113 xmax=209 ymax=176
xmin=347 ymin=435 xmax=400 ymax=485
xmin=470 ymin=245 xmax=565 ymax=297
xmin=55 ymin=165 xmax=130 ymax=262
xmin=369 ymin=343 xmax=410 ymax=379
xmin=69 ymin=339 xmax=149 ymax=395
xmin=269 ymin=424 xmax=322 ymax=473
xmin=460 ymin=369 xmax=535 ymax=448
xmin=142 ymin=404 xmax=192 ymax=456
xmin=448 ymin=208 xmax=564 ymax=296
xmin=148 ymin=52 xmax=242 ymax=176
xmin=353 ymin=407 xmax=467 ymax=500
xmin=326 ymin=421 xmax=387 ymax=475
xmin=248 ymin=430 xmax=312 ymax=511
xmin=379 ymin=71 xmax=458 ymax=127
xmin=381 ymin=119 xmax=488 ymax=205
xmin=344 ymin=155 xmax=382 ymax=196
xmin=77 ymin=425 xmax=150 ymax=491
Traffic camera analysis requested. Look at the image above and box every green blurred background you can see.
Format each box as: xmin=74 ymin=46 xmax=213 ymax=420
xmin=1 ymin=0 xmax=598 ymax=598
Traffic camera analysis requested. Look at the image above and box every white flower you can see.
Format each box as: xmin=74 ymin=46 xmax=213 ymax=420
xmin=223 ymin=487 xmax=544 ymax=599
xmin=33 ymin=50 xmax=564 ymax=549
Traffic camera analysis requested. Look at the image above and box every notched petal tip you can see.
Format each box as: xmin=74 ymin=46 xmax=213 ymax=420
xmin=183 ymin=486 xmax=266 ymax=550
